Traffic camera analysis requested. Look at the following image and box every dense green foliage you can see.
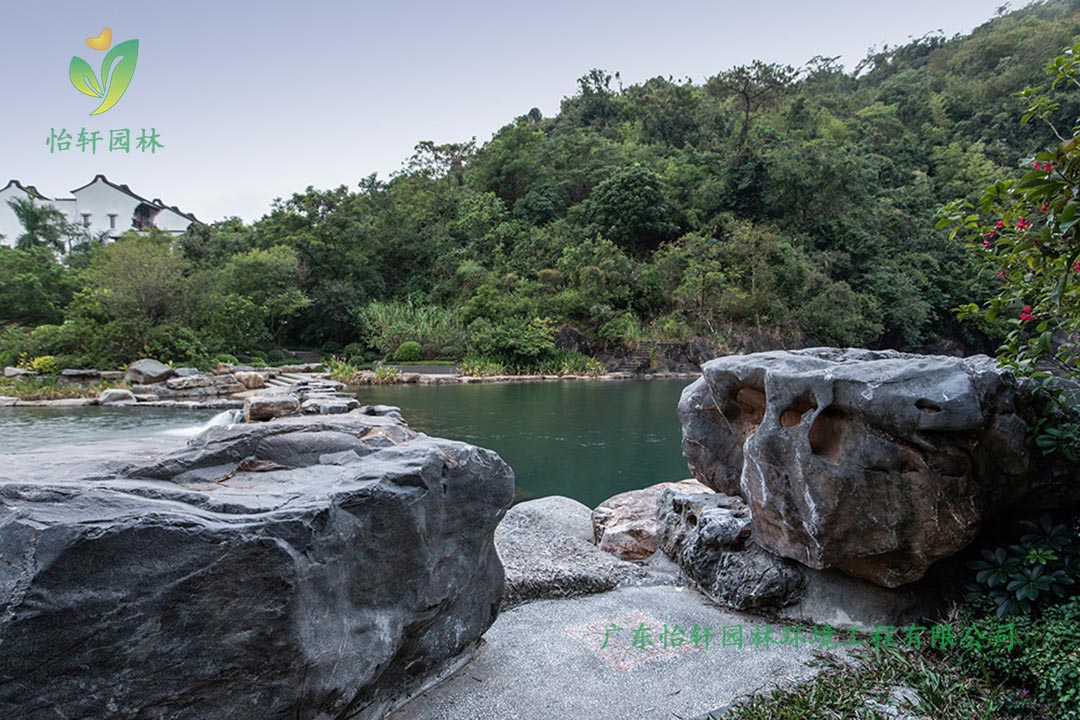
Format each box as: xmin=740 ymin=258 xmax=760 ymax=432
xmin=6 ymin=1 xmax=1080 ymax=368
xmin=964 ymin=515 xmax=1079 ymax=617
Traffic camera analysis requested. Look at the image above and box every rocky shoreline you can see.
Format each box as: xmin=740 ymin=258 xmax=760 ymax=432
xmin=5 ymin=348 xmax=1075 ymax=719
xmin=1 ymin=358 xmax=702 ymax=409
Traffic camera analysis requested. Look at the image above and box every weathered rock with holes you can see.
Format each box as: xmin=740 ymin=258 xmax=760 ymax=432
xmin=679 ymin=348 xmax=1080 ymax=587
xmin=656 ymin=485 xmax=943 ymax=627
xmin=591 ymin=479 xmax=712 ymax=560
xmin=657 ymin=488 xmax=806 ymax=610
xmin=0 ymin=410 xmax=514 ymax=720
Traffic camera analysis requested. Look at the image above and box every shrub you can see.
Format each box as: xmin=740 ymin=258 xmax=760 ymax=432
xmin=343 ymin=342 xmax=365 ymax=359
xmin=141 ymin=323 xmax=210 ymax=367
xmin=458 ymin=356 xmax=507 ymax=377
xmin=965 ymin=514 xmax=1078 ymax=617
xmin=320 ymin=340 xmax=343 ymax=356
xmin=81 ymin=318 xmax=153 ymax=368
xmin=267 ymin=349 xmax=287 ymax=362
xmin=358 ymin=300 xmax=463 ymax=355
xmin=645 ymin=313 xmax=692 ymax=342
xmin=214 ymin=353 xmax=239 ymax=366
xmin=465 ymin=316 xmax=557 ymax=366
xmin=952 ymin=597 xmax=1080 ymax=719
xmin=598 ymin=312 xmax=640 ymax=346
xmin=26 ymin=355 xmax=58 ymax=375
xmin=325 ymin=356 xmax=359 ymax=383
xmin=393 ymin=341 xmax=423 ymax=362
xmin=373 ymin=366 xmax=399 ymax=384
xmin=537 ymin=350 xmax=606 ymax=376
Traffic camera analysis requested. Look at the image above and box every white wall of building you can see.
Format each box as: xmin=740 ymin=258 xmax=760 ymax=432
xmin=71 ymin=177 xmax=145 ymax=239
xmin=0 ymin=176 xmax=196 ymax=248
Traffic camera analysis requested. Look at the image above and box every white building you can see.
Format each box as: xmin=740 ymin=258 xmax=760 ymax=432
xmin=0 ymin=175 xmax=199 ymax=249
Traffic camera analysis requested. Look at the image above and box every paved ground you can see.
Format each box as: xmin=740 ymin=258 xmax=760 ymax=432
xmin=389 ymin=585 xmax=840 ymax=720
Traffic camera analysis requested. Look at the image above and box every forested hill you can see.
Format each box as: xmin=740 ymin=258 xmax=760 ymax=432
xmin=6 ymin=1 xmax=1080 ymax=369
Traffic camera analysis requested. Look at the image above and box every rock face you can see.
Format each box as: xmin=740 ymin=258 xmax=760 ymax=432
xmin=591 ymin=479 xmax=711 ymax=560
xmin=679 ymin=348 xmax=1080 ymax=587
xmin=657 ymin=487 xmax=806 ymax=610
xmin=125 ymin=358 xmax=174 ymax=384
xmin=0 ymin=411 xmax=515 ymax=720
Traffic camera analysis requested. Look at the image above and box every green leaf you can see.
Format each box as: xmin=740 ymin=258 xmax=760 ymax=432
xmin=68 ymin=56 xmax=103 ymax=98
xmin=91 ymin=39 xmax=139 ymax=116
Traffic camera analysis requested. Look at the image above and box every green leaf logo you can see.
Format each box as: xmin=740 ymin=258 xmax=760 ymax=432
xmin=69 ymin=34 xmax=139 ymax=115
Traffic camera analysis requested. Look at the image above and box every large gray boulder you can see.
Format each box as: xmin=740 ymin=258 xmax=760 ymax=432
xmin=679 ymin=348 xmax=1080 ymax=587
xmin=0 ymin=411 xmax=514 ymax=720
xmin=494 ymin=496 xmax=670 ymax=607
xmin=125 ymin=358 xmax=174 ymax=384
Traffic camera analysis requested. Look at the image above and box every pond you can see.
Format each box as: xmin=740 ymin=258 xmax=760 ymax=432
xmin=0 ymin=379 xmax=698 ymax=509
xmin=361 ymin=379 xmax=694 ymax=508
xmin=0 ymin=406 xmax=226 ymax=454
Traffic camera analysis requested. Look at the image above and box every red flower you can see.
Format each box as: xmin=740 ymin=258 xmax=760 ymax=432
xmin=983 ymin=239 xmax=993 ymax=249
xmin=1015 ymin=217 xmax=1032 ymax=231
xmin=1042 ymin=204 xmax=1049 ymax=212
xmin=996 ymin=220 xmax=1006 ymax=229
xmin=1073 ymin=261 xmax=1080 ymax=273
xmin=1020 ymin=306 xmax=1035 ymax=322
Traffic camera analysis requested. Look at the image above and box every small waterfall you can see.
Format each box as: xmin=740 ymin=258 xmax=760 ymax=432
xmin=163 ymin=409 xmax=243 ymax=437
xmin=205 ymin=409 xmax=244 ymax=428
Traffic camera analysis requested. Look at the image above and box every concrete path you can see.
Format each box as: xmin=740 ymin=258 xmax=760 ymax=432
xmin=390 ymin=585 xmax=840 ymax=720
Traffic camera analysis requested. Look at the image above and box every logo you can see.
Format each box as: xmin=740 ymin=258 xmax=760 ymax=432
xmin=69 ymin=27 xmax=138 ymax=116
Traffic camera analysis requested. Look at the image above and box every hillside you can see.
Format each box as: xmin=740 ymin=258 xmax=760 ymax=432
xmin=5 ymin=0 xmax=1080 ymax=369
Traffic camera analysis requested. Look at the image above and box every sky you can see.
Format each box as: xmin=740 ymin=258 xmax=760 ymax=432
xmin=1 ymin=0 xmax=1023 ymax=223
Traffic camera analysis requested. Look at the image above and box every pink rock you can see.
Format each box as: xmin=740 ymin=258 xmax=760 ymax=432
xmin=592 ymin=479 xmax=711 ymax=560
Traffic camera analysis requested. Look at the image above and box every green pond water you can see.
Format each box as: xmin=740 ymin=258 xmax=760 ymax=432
xmin=0 ymin=379 xmax=697 ymax=508
xmin=0 ymin=406 xmax=224 ymax=454
xmin=361 ymin=379 xmax=695 ymax=508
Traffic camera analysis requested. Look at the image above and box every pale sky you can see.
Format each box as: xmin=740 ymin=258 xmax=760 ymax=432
xmin=0 ymin=0 xmax=1023 ymax=223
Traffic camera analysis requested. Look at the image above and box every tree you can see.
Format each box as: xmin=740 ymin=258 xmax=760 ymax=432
xmin=585 ymin=165 xmax=677 ymax=254
xmin=224 ymin=246 xmax=312 ymax=347
xmin=0 ymin=247 xmax=76 ymax=324
xmin=84 ymin=232 xmax=192 ymax=324
xmin=7 ymin=197 xmax=70 ymax=252
xmin=706 ymin=61 xmax=796 ymax=146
